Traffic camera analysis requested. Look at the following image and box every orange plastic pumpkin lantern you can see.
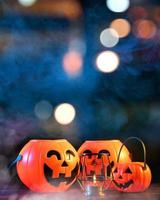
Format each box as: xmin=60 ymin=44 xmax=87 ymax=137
xmin=16 ymin=139 xmax=79 ymax=192
xmin=78 ymin=140 xmax=131 ymax=190
xmin=113 ymin=137 xmax=152 ymax=192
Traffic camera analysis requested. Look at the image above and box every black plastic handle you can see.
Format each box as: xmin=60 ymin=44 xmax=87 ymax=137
xmin=117 ymin=137 xmax=147 ymax=170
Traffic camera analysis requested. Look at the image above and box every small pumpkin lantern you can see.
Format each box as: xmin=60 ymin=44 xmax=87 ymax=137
xmin=78 ymin=140 xmax=131 ymax=190
xmin=113 ymin=137 xmax=152 ymax=192
xmin=16 ymin=139 xmax=79 ymax=192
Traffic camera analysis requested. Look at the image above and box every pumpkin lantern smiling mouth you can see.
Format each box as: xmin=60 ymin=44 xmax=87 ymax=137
xmin=44 ymin=163 xmax=79 ymax=187
xmin=113 ymin=180 xmax=134 ymax=189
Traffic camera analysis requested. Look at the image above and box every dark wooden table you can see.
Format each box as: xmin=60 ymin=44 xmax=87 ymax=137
xmin=0 ymin=184 xmax=160 ymax=200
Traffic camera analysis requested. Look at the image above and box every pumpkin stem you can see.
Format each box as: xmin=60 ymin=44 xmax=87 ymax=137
xmin=117 ymin=137 xmax=147 ymax=170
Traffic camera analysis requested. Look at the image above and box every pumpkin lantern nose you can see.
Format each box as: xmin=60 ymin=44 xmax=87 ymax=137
xmin=119 ymin=175 xmax=123 ymax=179
xmin=62 ymin=161 xmax=68 ymax=167
xmin=91 ymin=159 xmax=97 ymax=166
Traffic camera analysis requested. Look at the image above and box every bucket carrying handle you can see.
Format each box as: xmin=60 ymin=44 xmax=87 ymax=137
xmin=8 ymin=155 xmax=22 ymax=169
xmin=117 ymin=136 xmax=147 ymax=170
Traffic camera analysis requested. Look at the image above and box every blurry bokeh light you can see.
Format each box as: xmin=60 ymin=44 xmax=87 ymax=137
xmin=133 ymin=20 xmax=157 ymax=39
xmin=54 ymin=103 xmax=76 ymax=125
xmin=106 ymin=0 xmax=130 ymax=13
xmin=100 ymin=28 xmax=119 ymax=47
xmin=69 ymin=38 xmax=86 ymax=55
xmin=63 ymin=51 xmax=83 ymax=77
xmin=16 ymin=0 xmax=82 ymax=19
xmin=96 ymin=51 xmax=120 ymax=73
xmin=154 ymin=7 xmax=160 ymax=22
xmin=128 ymin=6 xmax=148 ymax=20
xmin=110 ymin=19 xmax=131 ymax=38
xmin=34 ymin=100 xmax=53 ymax=120
xmin=18 ymin=0 xmax=37 ymax=7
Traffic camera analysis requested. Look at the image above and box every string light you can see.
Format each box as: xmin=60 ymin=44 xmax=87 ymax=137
xmin=54 ymin=103 xmax=76 ymax=125
xmin=110 ymin=19 xmax=131 ymax=38
xmin=63 ymin=51 xmax=83 ymax=77
xmin=96 ymin=51 xmax=120 ymax=73
xmin=34 ymin=100 xmax=53 ymax=120
xmin=106 ymin=0 xmax=130 ymax=13
xmin=133 ymin=20 xmax=157 ymax=39
xmin=18 ymin=0 xmax=37 ymax=7
xmin=100 ymin=28 xmax=119 ymax=47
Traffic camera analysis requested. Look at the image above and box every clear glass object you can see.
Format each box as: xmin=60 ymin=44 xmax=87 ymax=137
xmin=78 ymin=152 xmax=113 ymax=198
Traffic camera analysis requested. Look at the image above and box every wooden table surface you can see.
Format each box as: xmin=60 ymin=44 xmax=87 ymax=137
xmin=0 ymin=184 xmax=160 ymax=200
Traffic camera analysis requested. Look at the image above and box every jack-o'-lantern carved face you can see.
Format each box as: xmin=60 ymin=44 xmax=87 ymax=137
xmin=113 ymin=162 xmax=152 ymax=192
xmin=17 ymin=139 xmax=79 ymax=192
xmin=113 ymin=164 xmax=134 ymax=190
xmin=44 ymin=148 xmax=79 ymax=187
xmin=78 ymin=140 xmax=131 ymax=189
xmin=81 ymin=149 xmax=114 ymax=178
xmin=112 ymin=137 xmax=152 ymax=192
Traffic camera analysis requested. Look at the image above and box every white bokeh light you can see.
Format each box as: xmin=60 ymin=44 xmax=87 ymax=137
xmin=54 ymin=103 xmax=76 ymax=125
xmin=96 ymin=51 xmax=120 ymax=73
xmin=100 ymin=28 xmax=119 ymax=47
xmin=106 ymin=0 xmax=130 ymax=13
xmin=18 ymin=0 xmax=37 ymax=7
xmin=34 ymin=100 xmax=53 ymax=120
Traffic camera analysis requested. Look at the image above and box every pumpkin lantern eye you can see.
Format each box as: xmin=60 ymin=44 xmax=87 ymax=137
xmin=125 ymin=167 xmax=132 ymax=174
xmin=97 ymin=150 xmax=110 ymax=159
xmin=66 ymin=150 xmax=75 ymax=160
xmin=83 ymin=150 xmax=92 ymax=159
xmin=47 ymin=150 xmax=61 ymax=160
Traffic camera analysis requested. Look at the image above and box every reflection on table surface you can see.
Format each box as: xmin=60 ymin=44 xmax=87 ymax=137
xmin=0 ymin=184 xmax=160 ymax=200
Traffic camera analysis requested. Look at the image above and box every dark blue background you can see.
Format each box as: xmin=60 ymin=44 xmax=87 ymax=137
xmin=0 ymin=0 xmax=159 ymax=183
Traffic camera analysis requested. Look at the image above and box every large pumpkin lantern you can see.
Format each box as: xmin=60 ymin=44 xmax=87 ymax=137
xmin=113 ymin=137 xmax=152 ymax=192
xmin=16 ymin=139 xmax=79 ymax=192
xmin=78 ymin=140 xmax=131 ymax=190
